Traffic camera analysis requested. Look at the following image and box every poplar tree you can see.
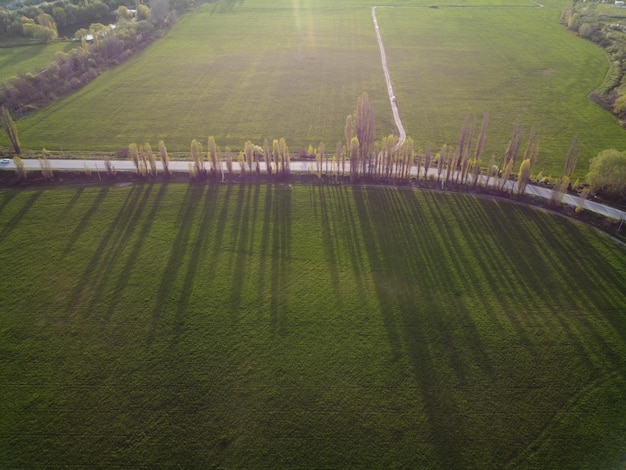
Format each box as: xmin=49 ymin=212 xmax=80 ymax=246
xmin=456 ymin=116 xmax=470 ymax=181
xmin=239 ymin=150 xmax=246 ymax=177
xmin=144 ymin=143 xmax=156 ymax=176
xmin=13 ymin=156 xmax=26 ymax=180
xmin=349 ymin=136 xmax=359 ymax=182
xmin=225 ymin=147 xmax=233 ymax=176
xmin=486 ymin=155 xmax=497 ymax=188
xmin=264 ymin=138 xmax=272 ymax=176
xmin=517 ymin=158 xmax=532 ymax=195
xmin=190 ymin=139 xmax=204 ymax=176
xmin=279 ymin=138 xmax=289 ymax=176
xmin=500 ymin=159 xmax=514 ymax=192
xmin=401 ymin=137 xmax=414 ymax=180
xmin=208 ymin=136 xmax=218 ymax=175
xmin=159 ymin=140 xmax=170 ymax=177
xmin=424 ymin=147 xmax=432 ymax=181
xmin=355 ymin=92 xmax=375 ymax=173
xmin=344 ymin=115 xmax=354 ymax=161
xmin=437 ymin=146 xmax=445 ymax=182
xmin=335 ymin=142 xmax=343 ymax=179
xmin=39 ymin=148 xmax=53 ymax=180
xmin=244 ymin=140 xmax=254 ymax=174
xmin=272 ymin=139 xmax=280 ymax=176
xmin=128 ymin=143 xmax=140 ymax=173
xmin=1 ymin=106 xmax=20 ymax=155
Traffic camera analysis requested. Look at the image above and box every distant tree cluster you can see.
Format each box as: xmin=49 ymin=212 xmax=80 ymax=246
xmin=561 ymin=2 xmax=626 ymax=123
xmin=0 ymin=9 xmax=175 ymax=118
xmin=0 ymin=0 xmax=111 ymax=40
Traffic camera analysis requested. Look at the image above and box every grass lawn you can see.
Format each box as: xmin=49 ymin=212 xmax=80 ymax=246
xmin=4 ymin=0 xmax=624 ymax=177
xmin=0 ymin=41 xmax=79 ymax=83
xmin=1 ymin=182 xmax=625 ymax=468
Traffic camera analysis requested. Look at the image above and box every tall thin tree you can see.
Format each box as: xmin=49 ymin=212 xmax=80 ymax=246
xmin=355 ymin=92 xmax=375 ymax=174
xmin=159 ymin=140 xmax=170 ymax=177
xmin=208 ymin=136 xmax=218 ymax=175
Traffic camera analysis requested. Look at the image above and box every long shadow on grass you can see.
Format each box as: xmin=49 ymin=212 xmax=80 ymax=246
xmin=0 ymin=190 xmax=42 ymax=239
xmin=519 ymin=206 xmax=626 ymax=371
xmin=270 ymin=185 xmax=291 ymax=335
xmin=148 ymin=184 xmax=206 ymax=345
xmin=332 ymin=186 xmax=368 ymax=297
xmin=60 ymin=186 xmax=85 ymax=219
xmin=0 ymin=189 xmax=17 ymax=215
xmin=480 ymin=200 xmax=623 ymax=375
xmin=317 ymin=185 xmax=370 ymax=304
xmin=64 ymin=185 xmax=149 ymax=317
xmin=226 ymin=184 xmax=256 ymax=323
xmin=353 ymin=186 xmax=473 ymax=467
xmin=82 ymin=184 xmax=156 ymax=315
xmin=257 ymin=185 xmax=273 ymax=310
xmin=317 ymin=185 xmax=342 ymax=303
xmin=103 ymin=184 xmax=169 ymax=323
xmin=421 ymin=193 xmax=540 ymax=360
xmin=170 ymin=183 xmax=222 ymax=346
xmin=63 ymin=187 xmax=109 ymax=256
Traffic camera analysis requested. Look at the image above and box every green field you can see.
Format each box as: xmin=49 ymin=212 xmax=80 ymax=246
xmin=1 ymin=182 xmax=626 ymax=467
xmin=0 ymin=41 xmax=79 ymax=83
xmin=3 ymin=0 xmax=625 ymax=176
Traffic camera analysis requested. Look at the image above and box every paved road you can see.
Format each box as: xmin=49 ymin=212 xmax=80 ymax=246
xmin=372 ymin=6 xmax=406 ymax=151
xmin=1 ymin=158 xmax=625 ymax=223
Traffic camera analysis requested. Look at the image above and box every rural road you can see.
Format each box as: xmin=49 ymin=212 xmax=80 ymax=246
xmin=1 ymin=158 xmax=625 ymax=224
xmin=372 ymin=6 xmax=406 ymax=151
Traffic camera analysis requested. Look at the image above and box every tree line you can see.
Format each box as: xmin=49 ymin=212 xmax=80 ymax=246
xmin=0 ymin=0 xmax=110 ymax=40
xmin=116 ymin=93 xmax=585 ymax=198
xmin=2 ymin=86 xmax=625 ymax=204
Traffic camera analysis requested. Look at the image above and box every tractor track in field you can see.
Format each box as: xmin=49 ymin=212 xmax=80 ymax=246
xmin=371 ymin=0 xmax=543 ymax=151
xmin=372 ymin=6 xmax=406 ymax=152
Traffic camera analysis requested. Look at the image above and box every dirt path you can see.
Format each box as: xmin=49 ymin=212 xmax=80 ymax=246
xmin=372 ymin=6 xmax=406 ymax=152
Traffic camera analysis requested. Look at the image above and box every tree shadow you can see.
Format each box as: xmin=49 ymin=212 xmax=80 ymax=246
xmin=0 ymin=190 xmax=18 ymax=217
xmin=64 ymin=185 xmax=155 ymax=319
xmin=256 ymin=185 xmax=273 ymax=312
xmin=64 ymin=185 xmax=137 ymax=317
xmin=170 ymin=183 xmax=222 ymax=347
xmin=60 ymin=187 xmax=85 ymax=219
xmin=63 ymin=187 xmax=108 ymax=256
xmin=0 ymin=190 xmax=42 ymax=239
xmin=354 ymin=188 xmax=470 ymax=468
xmin=83 ymin=184 xmax=155 ymax=316
xmin=148 ymin=184 xmax=206 ymax=346
xmin=270 ymin=185 xmax=292 ymax=336
xmin=317 ymin=185 xmax=342 ymax=303
xmin=103 ymin=184 xmax=169 ymax=323
xmin=226 ymin=184 xmax=255 ymax=324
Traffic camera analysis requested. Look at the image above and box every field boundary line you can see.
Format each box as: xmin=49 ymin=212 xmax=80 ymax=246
xmin=372 ymin=6 xmax=406 ymax=151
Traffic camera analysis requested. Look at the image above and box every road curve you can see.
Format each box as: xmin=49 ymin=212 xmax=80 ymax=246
xmin=372 ymin=6 xmax=406 ymax=152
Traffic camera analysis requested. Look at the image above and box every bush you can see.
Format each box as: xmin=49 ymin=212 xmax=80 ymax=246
xmin=587 ymin=149 xmax=626 ymax=199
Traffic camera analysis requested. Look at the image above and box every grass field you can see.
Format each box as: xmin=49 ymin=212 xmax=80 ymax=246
xmin=2 ymin=0 xmax=624 ymax=176
xmin=0 ymin=41 xmax=79 ymax=83
xmin=1 ymin=182 xmax=625 ymax=467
